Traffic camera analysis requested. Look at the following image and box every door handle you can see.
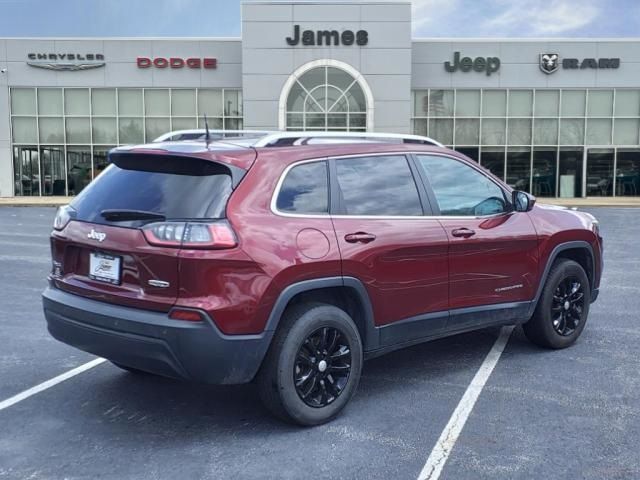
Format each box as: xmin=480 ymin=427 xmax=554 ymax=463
xmin=451 ymin=228 xmax=476 ymax=238
xmin=344 ymin=232 xmax=377 ymax=244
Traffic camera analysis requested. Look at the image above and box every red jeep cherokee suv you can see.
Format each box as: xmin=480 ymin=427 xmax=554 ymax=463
xmin=43 ymin=133 xmax=603 ymax=426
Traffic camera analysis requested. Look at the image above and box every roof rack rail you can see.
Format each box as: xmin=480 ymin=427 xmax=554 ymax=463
xmin=153 ymin=129 xmax=273 ymax=143
xmin=251 ymin=131 xmax=444 ymax=148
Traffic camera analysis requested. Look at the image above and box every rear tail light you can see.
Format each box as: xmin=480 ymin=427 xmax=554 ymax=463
xmin=142 ymin=220 xmax=237 ymax=249
xmin=53 ymin=205 xmax=75 ymax=231
xmin=169 ymin=308 xmax=204 ymax=322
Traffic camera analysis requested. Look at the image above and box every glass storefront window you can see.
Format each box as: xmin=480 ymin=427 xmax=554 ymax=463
xmin=12 ymin=117 xmax=37 ymax=143
xmin=414 ymin=90 xmax=429 ymax=117
xmin=92 ymin=89 xmax=116 ymax=116
xmin=224 ymin=90 xmax=243 ymax=117
xmin=559 ymin=148 xmax=583 ymax=198
xmin=429 ymin=90 xmax=454 ymax=117
xmin=561 ymin=91 xmax=586 ymax=116
xmin=455 ymin=90 xmax=480 ymax=117
xmin=533 ymin=148 xmax=557 ymax=197
xmin=482 ymin=90 xmax=506 ymax=116
xmin=171 ymin=89 xmax=196 ymax=116
xmin=508 ymin=118 xmax=532 ymax=145
xmin=508 ymin=90 xmax=533 ymax=117
xmin=198 ymin=89 xmax=223 ymax=117
xmin=170 ymin=117 xmax=197 ymax=131
xmin=119 ymin=118 xmax=144 ymax=144
xmin=11 ymin=88 xmax=36 ymax=115
xmin=225 ymin=118 xmax=244 ymax=130
xmin=65 ymin=117 xmax=91 ymax=144
xmin=614 ymin=90 xmax=640 ymax=117
xmin=613 ymin=118 xmax=640 ymax=145
xmin=506 ymin=148 xmax=531 ymax=191
xmin=64 ymin=89 xmax=90 ymax=116
xmin=67 ymin=146 xmax=92 ymax=195
xmin=559 ymin=118 xmax=584 ymax=145
xmin=455 ymin=119 xmax=479 ymax=145
xmin=587 ymin=90 xmax=613 ymax=117
xmin=198 ymin=116 xmax=223 ymax=129
xmin=535 ymin=90 xmax=559 ymax=117
xmin=145 ymin=118 xmax=171 ymax=142
xmin=615 ymin=149 xmax=640 ymax=196
xmin=481 ymin=118 xmax=506 ymax=145
xmin=13 ymin=146 xmax=39 ymax=196
xmin=534 ymin=118 xmax=558 ymax=145
xmin=145 ymin=89 xmax=170 ymax=116
xmin=39 ymin=146 xmax=66 ymax=196
xmin=456 ymin=147 xmax=479 ymax=162
xmin=118 ymin=89 xmax=143 ymax=116
xmin=38 ymin=117 xmax=64 ymax=143
xmin=429 ymin=118 xmax=453 ymax=145
xmin=38 ymin=89 xmax=63 ymax=116
xmin=586 ymin=149 xmax=614 ymax=196
xmin=92 ymin=118 xmax=117 ymax=144
xmin=480 ymin=148 xmax=505 ymax=180
xmin=586 ymin=118 xmax=612 ymax=145
xmin=93 ymin=146 xmax=115 ymax=176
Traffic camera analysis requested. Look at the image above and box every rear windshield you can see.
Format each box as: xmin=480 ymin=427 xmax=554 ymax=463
xmin=71 ymin=159 xmax=232 ymax=227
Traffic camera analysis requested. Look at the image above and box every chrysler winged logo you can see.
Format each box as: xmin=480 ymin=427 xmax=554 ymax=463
xmin=540 ymin=53 xmax=559 ymax=74
xmin=27 ymin=53 xmax=105 ymax=71
xmin=87 ymin=229 xmax=106 ymax=242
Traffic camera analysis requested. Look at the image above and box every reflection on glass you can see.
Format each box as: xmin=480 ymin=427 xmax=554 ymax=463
xmin=532 ymin=148 xmax=557 ymax=197
xmin=38 ymin=88 xmax=63 ymax=116
xmin=171 ymin=89 xmax=196 ymax=116
xmin=508 ymin=90 xmax=533 ymax=116
xmin=144 ymin=89 xmax=170 ymax=116
xmin=455 ymin=90 xmax=480 ymax=116
xmin=414 ymin=90 xmax=429 ymax=117
xmin=119 ymin=118 xmax=144 ymax=145
xmin=11 ymin=117 xmax=37 ymax=143
xmin=224 ymin=90 xmax=242 ymax=116
xmin=534 ymin=90 xmax=559 ymax=116
xmin=559 ymin=148 xmax=583 ymax=198
xmin=615 ymin=149 xmax=640 ymax=196
xmin=118 ymin=89 xmax=143 ymax=116
xmin=506 ymin=148 xmax=531 ymax=191
xmin=429 ymin=118 xmax=453 ymax=145
xmin=533 ymin=118 xmax=558 ymax=145
xmin=65 ymin=117 xmax=91 ymax=144
xmin=507 ymin=118 xmax=532 ymax=145
xmin=93 ymin=146 xmax=115 ymax=178
xmin=561 ymin=91 xmax=586 ymax=116
xmin=13 ymin=146 xmax=39 ymax=196
xmin=455 ymin=119 xmax=479 ymax=145
xmin=92 ymin=118 xmax=117 ymax=144
xmin=40 ymin=146 xmax=66 ymax=196
xmin=92 ymin=89 xmax=117 ymax=116
xmin=39 ymin=118 xmax=64 ymax=143
xmin=11 ymin=88 xmax=37 ymax=115
xmin=67 ymin=146 xmax=92 ymax=195
xmin=585 ymin=149 xmax=614 ymax=196
xmin=482 ymin=90 xmax=506 ymax=116
xmin=480 ymin=148 xmax=505 ymax=180
xmin=481 ymin=118 xmax=506 ymax=145
xmin=559 ymin=119 xmax=584 ymax=145
xmin=614 ymin=90 xmax=640 ymax=116
xmin=613 ymin=119 xmax=640 ymax=145
xmin=64 ymin=89 xmax=90 ymax=116
xmin=586 ymin=118 xmax=612 ymax=145
xmin=587 ymin=90 xmax=613 ymax=116
xmin=429 ymin=90 xmax=454 ymax=117
xmin=144 ymin=118 xmax=170 ymax=142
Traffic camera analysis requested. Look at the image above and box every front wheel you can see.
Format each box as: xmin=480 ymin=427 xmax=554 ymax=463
xmin=524 ymin=259 xmax=591 ymax=349
xmin=257 ymin=302 xmax=363 ymax=426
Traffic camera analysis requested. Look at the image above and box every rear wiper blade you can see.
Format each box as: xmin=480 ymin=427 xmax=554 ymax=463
xmin=100 ymin=209 xmax=166 ymax=222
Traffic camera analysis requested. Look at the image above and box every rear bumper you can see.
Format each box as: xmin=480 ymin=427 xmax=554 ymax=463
xmin=42 ymin=286 xmax=272 ymax=384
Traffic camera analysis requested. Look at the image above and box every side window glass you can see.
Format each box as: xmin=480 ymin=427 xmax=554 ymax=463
xmin=276 ymin=161 xmax=328 ymax=214
xmin=335 ymin=155 xmax=423 ymax=216
xmin=417 ymin=155 xmax=508 ymax=216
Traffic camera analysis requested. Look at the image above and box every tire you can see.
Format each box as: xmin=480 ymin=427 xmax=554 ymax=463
xmin=524 ymin=259 xmax=591 ymax=349
xmin=257 ymin=302 xmax=363 ymax=426
xmin=111 ymin=362 xmax=152 ymax=375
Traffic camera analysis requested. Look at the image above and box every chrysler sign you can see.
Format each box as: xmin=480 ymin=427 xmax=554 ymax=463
xmin=136 ymin=57 xmax=217 ymax=69
xmin=27 ymin=53 xmax=105 ymax=71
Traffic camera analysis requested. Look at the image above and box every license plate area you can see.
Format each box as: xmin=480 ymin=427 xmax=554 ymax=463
xmin=89 ymin=252 xmax=122 ymax=285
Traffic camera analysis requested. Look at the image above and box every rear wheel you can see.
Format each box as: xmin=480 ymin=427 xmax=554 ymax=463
xmin=524 ymin=259 xmax=590 ymax=349
xmin=257 ymin=302 xmax=363 ymax=426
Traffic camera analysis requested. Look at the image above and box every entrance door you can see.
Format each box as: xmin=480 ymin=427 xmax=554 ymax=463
xmin=585 ymin=148 xmax=614 ymax=197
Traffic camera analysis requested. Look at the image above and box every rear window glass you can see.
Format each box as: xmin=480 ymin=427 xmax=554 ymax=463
xmin=276 ymin=161 xmax=328 ymax=214
xmin=71 ymin=162 xmax=232 ymax=227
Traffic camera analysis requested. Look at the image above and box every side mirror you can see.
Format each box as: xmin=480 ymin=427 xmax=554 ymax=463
xmin=512 ymin=190 xmax=536 ymax=212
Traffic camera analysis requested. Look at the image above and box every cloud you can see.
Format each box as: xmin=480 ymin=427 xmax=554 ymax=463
xmin=484 ymin=0 xmax=601 ymax=35
xmin=411 ymin=0 xmax=461 ymax=31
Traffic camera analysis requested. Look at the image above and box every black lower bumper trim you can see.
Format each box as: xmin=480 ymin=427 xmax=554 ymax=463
xmin=42 ymin=287 xmax=272 ymax=384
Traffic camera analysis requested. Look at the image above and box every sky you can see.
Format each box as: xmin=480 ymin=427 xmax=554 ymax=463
xmin=0 ymin=0 xmax=638 ymax=38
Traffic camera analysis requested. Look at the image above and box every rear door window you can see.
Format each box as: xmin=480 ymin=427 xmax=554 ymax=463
xmin=276 ymin=161 xmax=328 ymax=214
xmin=335 ymin=155 xmax=423 ymax=216
xmin=71 ymin=154 xmax=233 ymax=227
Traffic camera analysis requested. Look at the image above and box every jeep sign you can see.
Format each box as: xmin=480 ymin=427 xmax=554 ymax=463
xmin=444 ymin=51 xmax=500 ymax=76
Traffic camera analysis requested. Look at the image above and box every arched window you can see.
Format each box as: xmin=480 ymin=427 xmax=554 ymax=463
xmin=279 ymin=60 xmax=372 ymax=131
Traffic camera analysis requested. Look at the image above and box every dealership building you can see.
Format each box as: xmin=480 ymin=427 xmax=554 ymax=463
xmin=1 ymin=0 xmax=639 ymax=198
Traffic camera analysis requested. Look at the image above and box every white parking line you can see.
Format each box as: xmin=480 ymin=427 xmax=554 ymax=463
xmin=417 ymin=326 xmax=514 ymax=480
xmin=0 ymin=358 xmax=106 ymax=412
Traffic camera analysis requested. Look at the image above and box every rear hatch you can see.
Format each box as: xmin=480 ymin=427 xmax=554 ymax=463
xmin=50 ymin=149 xmax=243 ymax=312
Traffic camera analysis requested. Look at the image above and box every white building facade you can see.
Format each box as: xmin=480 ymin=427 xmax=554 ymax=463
xmin=1 ymin=1 xmax=639 ymax=198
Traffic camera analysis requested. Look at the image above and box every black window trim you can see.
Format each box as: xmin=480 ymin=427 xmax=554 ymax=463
xmin=411 ymin=152 xmax=514 ymax=218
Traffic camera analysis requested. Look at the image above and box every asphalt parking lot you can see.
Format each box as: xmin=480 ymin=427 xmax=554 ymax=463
xmin=0 ymin=206 xmax=638 ymax=480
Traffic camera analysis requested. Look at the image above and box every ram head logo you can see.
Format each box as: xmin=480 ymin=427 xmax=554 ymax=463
xmin=540 ymin=53 xmax=560 ymax=74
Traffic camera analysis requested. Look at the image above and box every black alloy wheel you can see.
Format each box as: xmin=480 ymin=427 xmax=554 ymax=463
xmin=294 ymin=327 xmax=352 ymax=408
xmin=550 ymin=276 xmax=585 ymax=336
